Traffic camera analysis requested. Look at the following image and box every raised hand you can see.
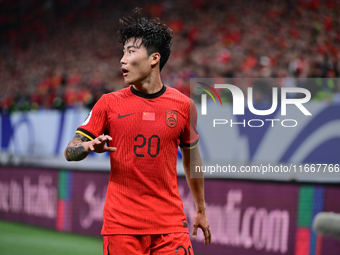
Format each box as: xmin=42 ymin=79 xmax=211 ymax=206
xmin=85 ymin=135 xmax=117 ymax=153
xmin=65 ymin=133 xmax=117 ymax=161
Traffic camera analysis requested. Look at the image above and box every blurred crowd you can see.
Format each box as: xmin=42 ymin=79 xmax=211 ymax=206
xmin=0 ymin=0 xmax=339 ymax=113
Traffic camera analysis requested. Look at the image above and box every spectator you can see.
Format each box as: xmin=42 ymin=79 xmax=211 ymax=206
xmin=0 ymin=0 xmax=339 ymax=113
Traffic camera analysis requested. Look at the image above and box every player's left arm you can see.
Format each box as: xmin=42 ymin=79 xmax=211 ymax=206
xmin=181 ymin=145 xmax=211 ymax=245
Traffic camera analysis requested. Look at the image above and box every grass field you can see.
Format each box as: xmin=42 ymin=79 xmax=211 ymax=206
xmin=0 ymin=221 xmax=205 ymax=255
xmin=0 ymin=221 xmax=102 ymax=255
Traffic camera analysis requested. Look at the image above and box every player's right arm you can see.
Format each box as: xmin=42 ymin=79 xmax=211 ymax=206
xmin=64 ymin=133 xmax=116 ymax=161
xmin=64 ymin=95 xmax=116 ymax=161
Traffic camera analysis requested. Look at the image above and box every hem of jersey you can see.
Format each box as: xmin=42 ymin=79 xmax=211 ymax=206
xmin=179 ymin=139 xmax=199 ymax=149
xmin=101 ymin=228 xmax=189 ymax=236
xmin=130 ymin=84 xmax=166 ymax=99
xmin=76 ymin=128 xmax=96 ymax=140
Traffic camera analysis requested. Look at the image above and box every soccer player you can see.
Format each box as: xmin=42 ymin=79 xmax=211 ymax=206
xmin=64 ymin=8 xmax=211 ymax=254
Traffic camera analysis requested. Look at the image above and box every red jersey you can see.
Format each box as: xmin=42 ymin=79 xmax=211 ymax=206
xmin=76 ymin=85 xmax=199 ymax=235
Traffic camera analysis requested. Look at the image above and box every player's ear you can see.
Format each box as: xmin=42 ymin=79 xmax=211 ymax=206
xmin=150 ymin=52 xmax=161 ymax=67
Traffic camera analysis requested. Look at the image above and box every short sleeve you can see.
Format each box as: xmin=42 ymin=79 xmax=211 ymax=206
xmin=76 ymin=95 xmax=108 ymax=140
xmin=179 ymin=99 xmax=199 ymax=149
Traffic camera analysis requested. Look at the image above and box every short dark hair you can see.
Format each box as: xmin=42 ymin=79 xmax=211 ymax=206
xmin=118 ymin=8 xmax=173 ymax=71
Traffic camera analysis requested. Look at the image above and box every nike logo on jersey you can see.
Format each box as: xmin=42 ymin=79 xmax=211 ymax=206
xmin=118 ymin=113 xmax=135 ymax=119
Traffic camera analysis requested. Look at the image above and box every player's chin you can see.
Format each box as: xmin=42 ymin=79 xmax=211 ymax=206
xmin=123 ymin=77 xmax=134 ymax=85
xmin=124 ymin=77 xmax=143 ymax=86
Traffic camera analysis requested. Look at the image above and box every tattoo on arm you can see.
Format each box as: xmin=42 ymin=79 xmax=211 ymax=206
xmin=65 ymin=133 xmax=91 ymax=161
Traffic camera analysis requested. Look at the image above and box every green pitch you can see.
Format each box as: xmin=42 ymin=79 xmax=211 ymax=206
xmin=0 ymin=221 xmax=102 ymax=255
xmin=0 ymin=220 xmax=206 ymax=255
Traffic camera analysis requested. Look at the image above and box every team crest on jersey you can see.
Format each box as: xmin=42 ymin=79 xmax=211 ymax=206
xmin=166 ymin=110 xmax=177 ymax=128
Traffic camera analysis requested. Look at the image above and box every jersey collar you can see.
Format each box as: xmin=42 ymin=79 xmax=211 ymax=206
xmin=130 ymin=85 xmax=166 ymax=99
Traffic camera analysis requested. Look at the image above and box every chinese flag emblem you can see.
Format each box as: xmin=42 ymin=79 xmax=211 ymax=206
xmin=142 ymin=112 xmax=155 ymax=121
xmin=166 ymin=110 xmax=177 ymax=128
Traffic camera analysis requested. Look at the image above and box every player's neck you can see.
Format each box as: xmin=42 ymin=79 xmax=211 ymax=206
xmin=132 ymin=73 xmax=163 ymax=94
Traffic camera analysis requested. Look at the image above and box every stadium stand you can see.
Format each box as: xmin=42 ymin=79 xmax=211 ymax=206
xmin=0 ymin=0 xmax=339 ymax=112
